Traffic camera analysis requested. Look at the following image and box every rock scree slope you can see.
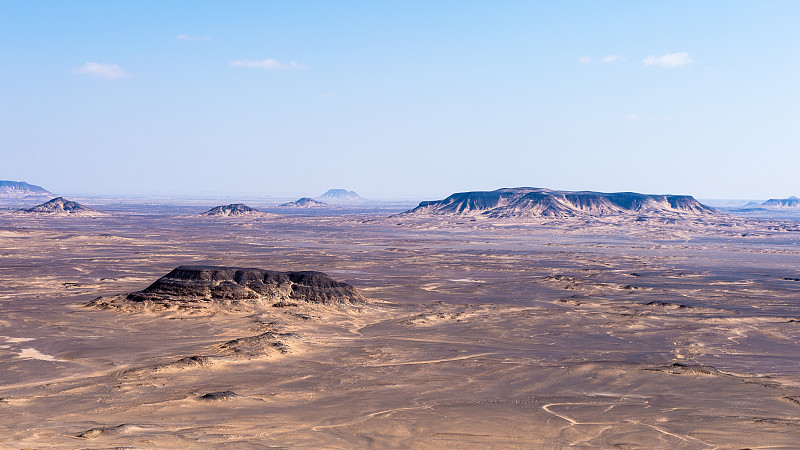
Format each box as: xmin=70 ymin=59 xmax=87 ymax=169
xmin=88 ymin=265 xmax=365 ymax=311
xmin=403 ymin=187 xmax=716 ymax=218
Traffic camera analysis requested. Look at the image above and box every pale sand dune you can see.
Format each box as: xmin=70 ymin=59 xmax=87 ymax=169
xmin=0 ymin=209 xmax=799 ymax=447
xmin=0 ymin=336 xmax=36 ymax=343
xmin=17 ymin=347 xmax=62 ymax=361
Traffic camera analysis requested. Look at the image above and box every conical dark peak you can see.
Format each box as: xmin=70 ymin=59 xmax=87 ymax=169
xmin=16 ymin=197 xmax=97 ymax=214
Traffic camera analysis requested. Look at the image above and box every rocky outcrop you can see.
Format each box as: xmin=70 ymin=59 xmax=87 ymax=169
xmin=0 ymin=180 xmax=52 ymax=197
xmin=15 ymin=197 xmax=99 ymax=215
xmin=201 ymin=204 xmax=260 ymax=216
xmin=87 ymin=265 xmax=365 ymax=311
xmin=403 ymin=188 xmax=716 ymax=218
xmin=279 ymin=197 xmax=329 ymax=208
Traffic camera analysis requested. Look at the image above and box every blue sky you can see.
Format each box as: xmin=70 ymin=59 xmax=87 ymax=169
xmin=1 ymin=1 xmax=798 ymax=199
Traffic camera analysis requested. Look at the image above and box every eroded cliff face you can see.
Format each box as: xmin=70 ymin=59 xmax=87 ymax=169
xmin=405 ymin=187 xmax=717 ymax=218
xmin=88 ymin=265 xmax=365 ymax=311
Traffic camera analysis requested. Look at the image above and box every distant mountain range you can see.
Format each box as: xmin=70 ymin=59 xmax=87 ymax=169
xmin=403 ymin=188 xmax=716 ymax=218
xmin=761 ymin=196 xmax=800 ymax=208
xmin=317 ymin=189 xmax=367 ymax=204
xmin=737 ymin=196 xmax=800 ymax=210
xmin=0 ymin=180 xmax=52 ymax=197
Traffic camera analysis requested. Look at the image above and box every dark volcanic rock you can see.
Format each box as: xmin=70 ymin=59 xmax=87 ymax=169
xmin=16 ymin=197 xmax=97 ymax=214
xmin=76 ymin=424 xmax=140 ymax=439
xmin=763 ymin=196 xmax=800 ymax=208
xmin=88 ymin=265 xmax=365 ymax=311
xmin=201 ymin=203 xmax=260 ymax=216
xmin=220 ymin=331 xmax=297 ymax=356
xmin=403 ymin=187 xmax=716 ymax=218
xmin=279 ymin=197 xmax=329 ymax=208
xmin=199 ymin=391 xmax=238 ymax=401
xmin=0 ymin=180 xmax=52 ymax=197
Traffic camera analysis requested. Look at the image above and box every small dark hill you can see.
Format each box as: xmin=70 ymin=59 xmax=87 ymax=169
xmin=279 ymin=197 xmax=329 ymax=208
xmin=0 ymin=180 xmax=52 ymax=197
xmin=87 ymin=265 xmax=365 ymax=311
xmin=201 ymin=204 xmax=260 ymax=216
xmin=16 ymin=197 xmax=97 ymax=215
xmin=763 ymin=196 xmax=800 ymax=208
xmin=404 ymin=187 xmax=716 ymax=219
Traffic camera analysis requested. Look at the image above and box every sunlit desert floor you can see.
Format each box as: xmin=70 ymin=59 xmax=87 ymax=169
xmin=1 ymin=207 xmax=800 ymax=448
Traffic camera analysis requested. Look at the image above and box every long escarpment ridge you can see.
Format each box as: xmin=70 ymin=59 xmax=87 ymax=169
xmin=88 ymin=265 xmax=365 ymax=311
xmin=403 ymin=187 xmax=716 ymax=218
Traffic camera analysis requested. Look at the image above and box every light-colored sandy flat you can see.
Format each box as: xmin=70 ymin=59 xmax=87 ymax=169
xmin=1 ymin=209 xmax=799 ymax=447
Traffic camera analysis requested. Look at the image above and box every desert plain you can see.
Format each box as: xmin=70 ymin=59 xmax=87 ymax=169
xmin=1 ymin=203 xmax=800 ymax=448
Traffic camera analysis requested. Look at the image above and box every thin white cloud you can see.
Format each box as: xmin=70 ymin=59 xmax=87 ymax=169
xmin=72 ymin=62 xmax=128 ymax=79
xmin=643 ymin=52 xmax=693 ymax=68
xmin=229 ymin=59 xmax=307 ymax=70
xmin=601 ymin=55 xmax=626 ymax=63
xmin=577 ymin=55 xmax=591 ymax=64
xmin=176 ymin=34 xmax=210 ymax=41
xmin=627 ymin=113 xmax=639 ymax=120
xmin=322 ymin=93 xmax=336 ymax=99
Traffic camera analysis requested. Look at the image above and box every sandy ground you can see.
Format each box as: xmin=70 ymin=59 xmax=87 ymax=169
xmin=1 ymin=208 xmax=799 ymax=448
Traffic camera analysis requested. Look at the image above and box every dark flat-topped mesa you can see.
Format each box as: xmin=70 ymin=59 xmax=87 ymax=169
xmin=279 ymin=197 xmax=329 ymax=208
xmin=201 ymin=203 xmax=260 ymax=216
xmin=88 ymin=265 xmax=365 ymax=311
xmin=762 ymin=196 xmax=800 ymax=208
xmin=404 ymin=187 xmax=716 ymax=218
xmin=16 ymin=197 xmax=98 ymax=215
